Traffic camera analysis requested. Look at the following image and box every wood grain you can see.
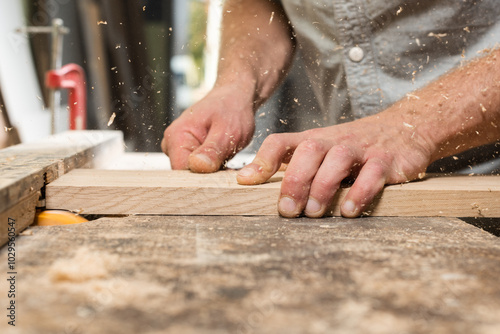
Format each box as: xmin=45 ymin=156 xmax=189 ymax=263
xmin=3 ymin=215 xmax=500 ymax=333
xmin=0 ymin=130 xmax=123 ymax=246
xmin=0 ymin=192 xmax=38 ymax=246
xmin=0 ymin=130 xmax=123 ymax=211
xmin=46 ymin=169 xmax=500 ymax=217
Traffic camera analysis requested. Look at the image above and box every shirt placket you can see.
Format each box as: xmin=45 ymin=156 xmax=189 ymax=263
xmin=332 ymin=0 xmax=382 ymax=118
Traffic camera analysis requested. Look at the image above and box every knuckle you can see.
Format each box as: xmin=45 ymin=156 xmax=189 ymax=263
xmin=163 ymin=126 xmax=173 ymax=138
xmin=366 ymin=158 xmax=390 ymax=176
xmin=303 ymin=128 xmax=318 ymax=137
xmin=264 ymin=133 xmax=284 ymax=147
xmin=162 ymin=141 xmax=170 ymax=153
xmin=163 ymin=121 xmax=186 ymax=140
xmin=283 ymin=174 xmax=307 ymax=191
xmin=253 ymin=158 xmax=276 ymax=175
xmin=298 ymin=138 xmax=323 ymax=153
xmin=330 ymin=144 xmax=353 ymax=159
xmin=315 ymin=177 xmax=336 ymax=194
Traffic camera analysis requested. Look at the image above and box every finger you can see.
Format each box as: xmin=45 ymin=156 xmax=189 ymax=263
xmin=305 ymin=145 xmax=357 ymax=218
xmin=188 ymin=124 xmax=242 ymax=173
xmin=341 ymin=158 xmax=388 ymax=218
xmin=278 ymin=138 xmax=329 ymax=218
xmin=162 ymin=129 xmax=202 ymax=170
xmin=279 ymin=163 xmax=288 ymax=171
xmin=237 ymin=133 xmax=302 ymax=185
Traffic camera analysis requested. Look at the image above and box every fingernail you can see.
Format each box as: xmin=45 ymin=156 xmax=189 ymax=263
xmin=192 ymin=154 xmax=216 ymax=170
xmin=279 ymin=196 xmax=297 ymax=216
xmin=342 ymin=200 xmax=357 ymax=216
xmin=305 ymin=198 xmax=322 ymax=215
xmin=237 ymin=167 xmax=255 ymax=178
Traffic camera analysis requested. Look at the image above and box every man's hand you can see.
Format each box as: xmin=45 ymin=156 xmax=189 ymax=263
xmin=237 ymin=114 xmax=433 ymax=218
xmin=161 ymin=86 xmax=255 ymax=172
xmin=162 ymin=0 xmax=294 ymax=173
xmin=238 ymin=48 xmax=500 ymax=218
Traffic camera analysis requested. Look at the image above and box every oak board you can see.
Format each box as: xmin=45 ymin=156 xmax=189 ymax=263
xmin=45 ymin=170 xmax=500 ymax=217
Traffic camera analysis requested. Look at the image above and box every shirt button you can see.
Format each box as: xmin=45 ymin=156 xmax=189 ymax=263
xmin=348 ymin=46 xmax=364 ymax=62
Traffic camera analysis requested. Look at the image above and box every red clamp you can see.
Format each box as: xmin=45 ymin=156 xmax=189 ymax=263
xmin=45 ymin=64 xmax=87 ymax=130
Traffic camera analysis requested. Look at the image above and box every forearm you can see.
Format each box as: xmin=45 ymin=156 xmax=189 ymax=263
xmin=382 ymin=49 xmax=500 ymax=163
xmin=215 ymin=0 xmax=295 ymax=110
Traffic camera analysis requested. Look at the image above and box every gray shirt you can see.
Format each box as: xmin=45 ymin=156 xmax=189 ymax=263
xmin=278 ymin=0 xmax=500 ymax=121
xmin=273 ymin=0 xmax=500 ymax=172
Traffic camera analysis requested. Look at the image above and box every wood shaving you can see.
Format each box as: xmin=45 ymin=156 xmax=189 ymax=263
xmin=428 ymin=32 xmax=448 ymax=40
xmin=19 ymin=229 xmax=33 ymax=236
xmin=48 ymin=247 xmax=118 ymax=283
xmin=403 ymin=122 xmax=415 ymax=129
xmin=107 ymin=113 xmax=116 ymax=127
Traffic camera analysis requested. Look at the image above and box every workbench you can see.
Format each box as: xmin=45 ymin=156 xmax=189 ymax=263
xmin=1 ymin=131 xmax=500 ymax=333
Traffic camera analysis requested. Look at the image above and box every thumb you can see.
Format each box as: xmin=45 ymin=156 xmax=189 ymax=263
xmin=162 ymin=130 xmax=202 ymax=170
xmin=188 ymin=125 xmax=241 ymax=173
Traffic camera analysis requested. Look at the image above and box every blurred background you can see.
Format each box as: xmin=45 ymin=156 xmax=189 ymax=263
xmin=0 ymin=0 xmax=319 ymax=152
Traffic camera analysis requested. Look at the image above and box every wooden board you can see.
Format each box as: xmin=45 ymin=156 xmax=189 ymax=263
xmin=0 ymin=192 xmax=38 ymax=246
xmin=0 ymin=130 xmax=123 ymax=246
xmin=46 ymin=169 xmax=500 ymax=217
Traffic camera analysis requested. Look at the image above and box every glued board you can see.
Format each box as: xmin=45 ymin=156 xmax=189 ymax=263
xmin=46 ymin=170 xmax=500 ymax=217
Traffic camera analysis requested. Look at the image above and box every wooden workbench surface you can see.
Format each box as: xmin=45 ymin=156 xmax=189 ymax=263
xmin=1 ymin=215 xmax=499 ymax=333
xmin=0 ymin=130 xmax=123 ymax=246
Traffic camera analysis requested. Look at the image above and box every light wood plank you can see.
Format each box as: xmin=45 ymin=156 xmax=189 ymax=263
xmin=46 ymin=170 xmax=500 ymax=217
xmin=0 ymin=130 xmax=123 ymax=212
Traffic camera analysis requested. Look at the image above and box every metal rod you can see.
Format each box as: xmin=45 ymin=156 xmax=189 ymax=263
xmin=16 ymin=19 xmax=69 ymax=134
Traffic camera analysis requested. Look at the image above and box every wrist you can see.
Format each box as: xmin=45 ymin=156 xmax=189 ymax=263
xmin=203 ymin=82 xmax=257 ymax=118
xmin=213 ymin=68 xmax=264 ymax=113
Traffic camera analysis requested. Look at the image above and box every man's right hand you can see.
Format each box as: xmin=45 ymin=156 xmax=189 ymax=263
xmin=161 ymin=85 xmax=256 ymax=173
xmin=162 ymin=0 xmax=295 ymax=173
